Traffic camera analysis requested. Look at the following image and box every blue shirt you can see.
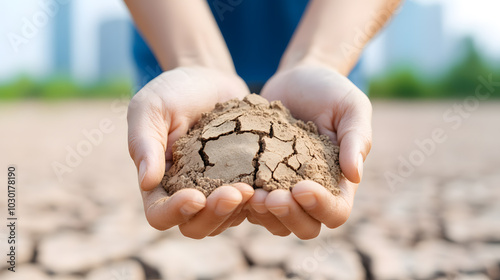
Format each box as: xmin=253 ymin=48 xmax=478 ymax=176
xmin=132 ymin=0 xmax=364 ymax=91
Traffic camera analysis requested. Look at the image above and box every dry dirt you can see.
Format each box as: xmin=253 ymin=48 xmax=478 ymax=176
xmin=1 ymin=100 xmax=499 ymax=280
xmin=162 ymin=94 xmax=342 ymax=197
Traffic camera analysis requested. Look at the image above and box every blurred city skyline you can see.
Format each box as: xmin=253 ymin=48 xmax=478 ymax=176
xmin=1 ymin=0 xmax=499 ymax=84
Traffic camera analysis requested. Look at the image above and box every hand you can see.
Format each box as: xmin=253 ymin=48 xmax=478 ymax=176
xmin=248 ymin=63 xmax=372 ymax=239
xmin=128 ymin=67 xmax=254 ymax=238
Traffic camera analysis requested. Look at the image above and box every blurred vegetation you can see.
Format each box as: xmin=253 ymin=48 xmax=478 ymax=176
xmin=0 ymin=76 xmax=132 ymax=100
xmin=1 ymin=38 xmax=499 ymax=100
xmin=369 ymin=38 xmax=500 ymax=99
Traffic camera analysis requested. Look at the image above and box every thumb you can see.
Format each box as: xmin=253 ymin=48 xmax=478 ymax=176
xmin=127 ymin=94 xmax=169 ymax=191
xmin=336 ymin=95 xmax=372 ymax=184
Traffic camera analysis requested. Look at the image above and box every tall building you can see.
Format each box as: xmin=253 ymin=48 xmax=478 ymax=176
xmin=98 ymin=18 xmax=134 ymax=81
xmin=52 ymin=1 xmax=72 ymax=76
xmin=383 ymin=0 xmax=448 ymax=75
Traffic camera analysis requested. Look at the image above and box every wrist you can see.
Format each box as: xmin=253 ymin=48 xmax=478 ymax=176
xmin=162 ymin=47 xmax=236 ymax=75
xmin=278 ymin=47 xmax=353 ymax=76
xmin=127 ymin=0 xmax=236 ymax=75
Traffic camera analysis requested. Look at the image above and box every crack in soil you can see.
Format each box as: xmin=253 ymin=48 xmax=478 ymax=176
xmin=198 ymin=116 xmax=243 ymax=172
xmin=252 ymin=134 xmax=266 ymax=185
xmin=199 ymin=115 xmax=296 ymax=187
xmin=279 ymin=136 xmax=299 ymax=172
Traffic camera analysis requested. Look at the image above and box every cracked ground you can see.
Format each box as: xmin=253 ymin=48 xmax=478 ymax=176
xmin=162 ymin=94 xmax=341 ymax=197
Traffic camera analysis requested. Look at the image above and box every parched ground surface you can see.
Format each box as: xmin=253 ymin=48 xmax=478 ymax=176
xmin=163 ymin=94 xmax=341 ymax=197
xmin=0 ymin=100 xmax=499 ymax=280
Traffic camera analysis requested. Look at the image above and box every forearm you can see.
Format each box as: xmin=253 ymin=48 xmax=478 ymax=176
xmin=124 ymin=0 xmax=234 ymax=73
xmin=280 ymin=0 xmax=401 ymax=75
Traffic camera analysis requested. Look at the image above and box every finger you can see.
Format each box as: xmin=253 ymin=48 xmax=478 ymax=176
xmin=128 ymin=92 xmax=169 ymax=191
xmin=292 ymin=180 xmax=356 ymax=229
xmin=208 ymin=183 xmax=254 ymax=236
xmin=247 ymin=212 xmax=260 ymax=225
xmin=247 ymin=208 xmax=292 ymax=236
xmin=229 ymin=183 xmax=255 ymax=213
xmin=248 ymin=188 xmax=270 ymax=214
xmin=230 ymin=210 xmax=248 ymax=227
xmin=141 ymin=187 xmax=206 ymax=231
xmin=336 ymin=93 xmax=372 ymax=184
xmin=178 ymin=186 xmax=242 ymax=239
xmin=265 ymin=190 xmax=321 ymax=239
xmin=209 ymin=210 xmax=248 ymax=236
xmin=248 ymin=189 xmax=291 ymax=236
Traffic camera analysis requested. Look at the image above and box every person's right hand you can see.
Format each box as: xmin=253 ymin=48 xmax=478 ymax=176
xmin=127 ymin=67 xmax=253 ymax=239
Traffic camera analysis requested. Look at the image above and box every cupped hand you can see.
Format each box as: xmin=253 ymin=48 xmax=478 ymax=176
xmin=248 ymin=63 xmax=373 ymax=239
xmin=127 ymin=67 xmax=253 ymax=238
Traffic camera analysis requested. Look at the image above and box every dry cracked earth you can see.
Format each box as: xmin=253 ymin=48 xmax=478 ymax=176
xmin=1 ymin=100 xmax=499 ymax=280
xmin=163 ymin=94 xmax=341 ymax=197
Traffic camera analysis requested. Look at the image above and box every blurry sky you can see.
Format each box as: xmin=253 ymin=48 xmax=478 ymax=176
xmin=1 ymin=0 xmax=129 ymax=82
xmin=0 ymin=0 xmax=499 ymax=83
xmin=430 ymin=0 xmax=500 ymax=58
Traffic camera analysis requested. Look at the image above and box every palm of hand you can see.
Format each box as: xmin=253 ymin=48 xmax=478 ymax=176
xmin=261 ymin=64 xmax=372 ymax=181
xmin=130 ymin=67 xmax=249 ymax=164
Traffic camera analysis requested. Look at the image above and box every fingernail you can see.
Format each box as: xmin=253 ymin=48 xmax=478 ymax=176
xmin=294 ymin=192 xmax=317 ymax=208
xmin=357 ymin=154 xmax=364 ymax=181
xmin=180 ymin=201 xmax=205 ymax=216
xmin=138 ymin=160 xmax=147 ymax=187
xmin=215 ymin=199 xmax=238 ymax=216
xmin=268 ymin=206 xmax=290 ymax=217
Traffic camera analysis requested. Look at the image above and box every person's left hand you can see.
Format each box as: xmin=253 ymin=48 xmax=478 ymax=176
xmin=247 ymin=62 xmax=372 ymax=239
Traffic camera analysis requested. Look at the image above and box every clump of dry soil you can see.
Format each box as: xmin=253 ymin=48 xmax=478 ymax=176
xmin=162 ymin=94 xmax=342 ymax=197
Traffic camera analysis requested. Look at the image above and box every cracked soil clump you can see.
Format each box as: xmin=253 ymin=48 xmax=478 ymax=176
xmin=162 ymin=94 xmax=342 ymax=197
